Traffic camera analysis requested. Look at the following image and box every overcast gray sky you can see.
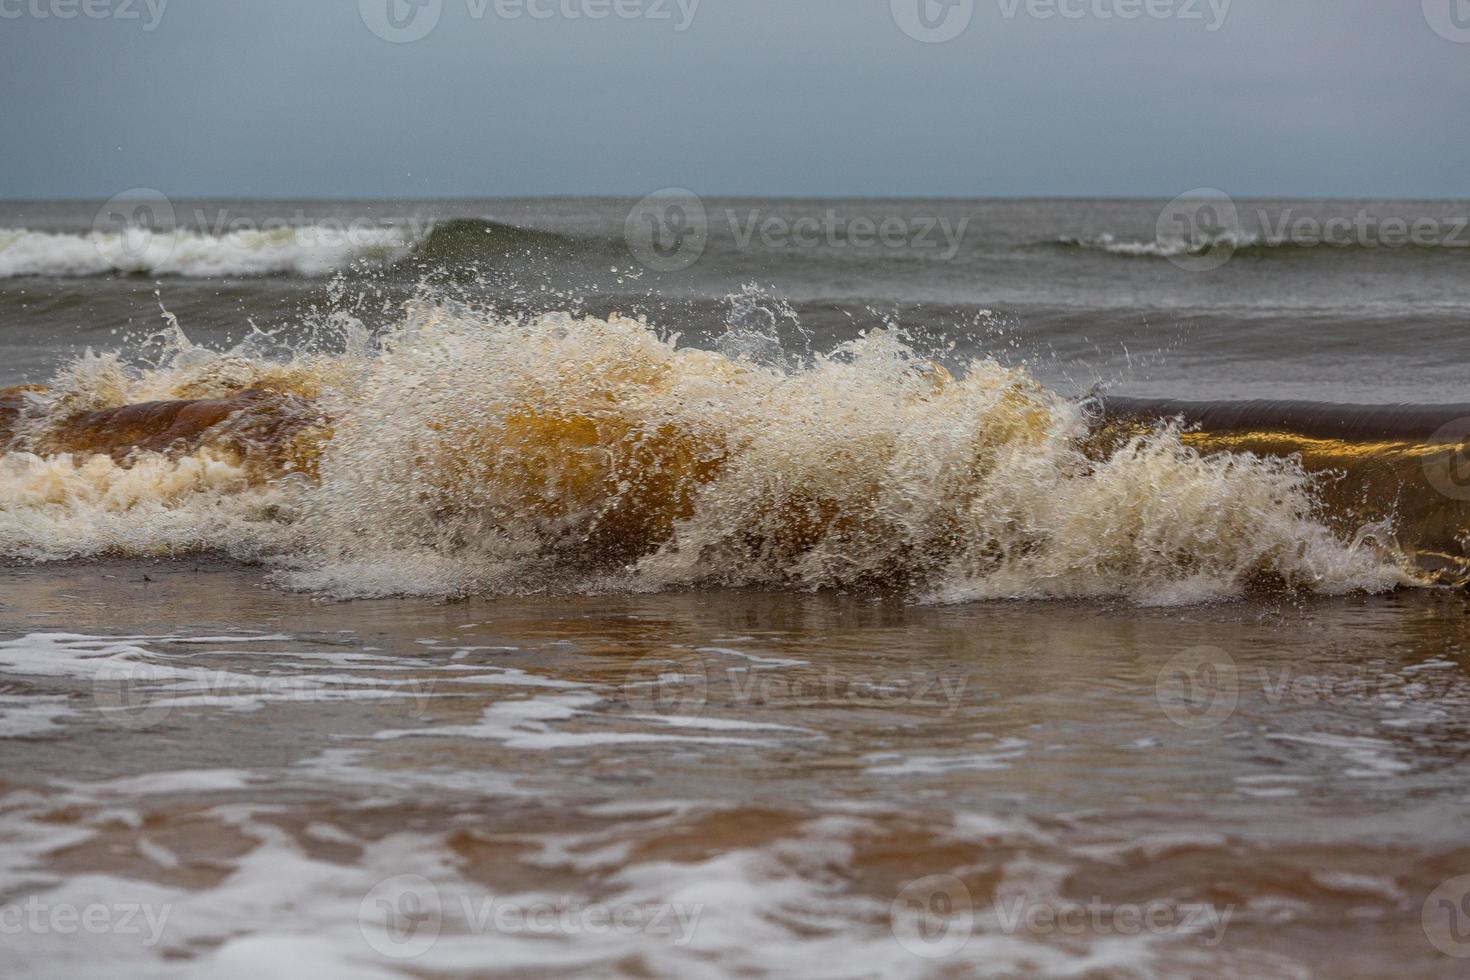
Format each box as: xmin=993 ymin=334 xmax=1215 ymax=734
xmin=2 ymin=0 xmax=1467 ymax=199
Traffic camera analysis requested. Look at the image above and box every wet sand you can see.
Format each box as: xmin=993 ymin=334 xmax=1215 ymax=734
xmin=2 ymin=559 xmax=1469 ymax=977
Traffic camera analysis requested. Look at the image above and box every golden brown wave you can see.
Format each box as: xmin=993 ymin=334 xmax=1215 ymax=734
xmin=3 ymin=385 xmax=327 ymax=478
xmin=0 ymin=310 xmax=1422 ymax=599
xmin=1098 ymin=398 xmax=1470 ymax=585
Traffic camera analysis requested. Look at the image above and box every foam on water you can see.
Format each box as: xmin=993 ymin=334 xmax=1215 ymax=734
xmin=1057 ymin=231 xmax=1265 ymax=258
xmin=1056 ymin=230 xmax=1470 ymax=259
xmin=0 ymin=301 xmax=1410 ymax=603
xmin=372 ymin=692 xmax=773 ymax=750
xmin=0 ymin=226 xmax=414 ymax=278
xmin=0 ymin=695 xmax=74 ymax=738
xmin=0 ymin=781 xmax=1196 ymax=979
xmin=0 ymin=597 xmax=1463 ymax=978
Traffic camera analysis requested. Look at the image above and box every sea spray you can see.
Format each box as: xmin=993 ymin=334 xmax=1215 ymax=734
xmin=0 ymin=302 xmax=1406 ymax=601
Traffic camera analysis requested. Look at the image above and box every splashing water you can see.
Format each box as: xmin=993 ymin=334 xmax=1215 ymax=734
xmin=0 ymin=300 xmax=1407 ymax=602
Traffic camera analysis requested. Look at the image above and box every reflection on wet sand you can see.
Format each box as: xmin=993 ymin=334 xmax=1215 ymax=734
xmin=1 ymin=560 xmax=1468 ymax=976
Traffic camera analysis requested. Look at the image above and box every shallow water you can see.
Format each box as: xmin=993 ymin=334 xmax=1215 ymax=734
xmin=2 ymin=560 xmax=1469 ymax=978
xmin=4 ymin=196 xmax=1470 ymax=977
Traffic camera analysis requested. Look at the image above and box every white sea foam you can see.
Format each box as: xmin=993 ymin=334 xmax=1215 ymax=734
xmin=0 ymin=631 xmax=561 ymax=728
xmin=0 ymin=695 xmax=75 ymax=737
xmin=0 ymin=225 xmax=414 ymax=278
xmin=0 ymin=304 xmax=1408 ymax=603
xmin=865 ymin=738 xmax=1030 ymax=776
xmin=1266 ymin=732 xmax=1413 ymax=778
xmin=372 ymin=692 xmax=770 ymax=750
xmin=0 ymin=797 xmax=1180 ymax=979
xmin=1059 ymin=231 xmax=1264 ymax=257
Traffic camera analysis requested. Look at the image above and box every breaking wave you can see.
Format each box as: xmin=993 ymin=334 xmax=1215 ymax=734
xmin=1054 ymin=232 xmax=1470 ymax=260
xmin=396 ymin=218 xmax=578 ymax=269
xmin=0 ymin=218 xmax=580 ymax=279
xmin=0 ymin=225 xmax=415 ymax=278
xmin=0 ymin=301 xmax=1447 ymax=603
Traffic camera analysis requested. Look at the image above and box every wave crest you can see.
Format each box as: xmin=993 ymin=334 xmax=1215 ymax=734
xmin=0 ymin=305 xmax=1409 ymax=602
xmin=0 ymin=225 xmax=415 ymax=278
xmin=1054 ymin=231 xmax=1470 ymax=260
xmin=0 ymin=216 xmax=587 ymax=279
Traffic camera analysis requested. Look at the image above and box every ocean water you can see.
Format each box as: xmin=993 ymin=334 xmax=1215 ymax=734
xmin=4 ymin=197 xmax=1470 ymax=402
xmin=2 ymin=197 xmax=1470 ymax=977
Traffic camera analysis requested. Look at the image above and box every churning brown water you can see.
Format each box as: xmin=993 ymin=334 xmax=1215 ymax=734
xmin=3 ymin=298 xmax=1470 ymax=977
xmin=2 ymin=561 xmax=1469 ymax=977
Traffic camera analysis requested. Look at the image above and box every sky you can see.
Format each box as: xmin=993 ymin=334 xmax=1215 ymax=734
xmin=2 ymin=0 xmax=1468 ymax=199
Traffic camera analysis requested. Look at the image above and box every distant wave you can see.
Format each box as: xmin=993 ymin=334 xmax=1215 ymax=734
xmin=396 ymin=218 xmax=576 ymax=265
xmin=387 ymin=218 xmax=580 ymax=278
xmin=0 ymin=218 xmax=579 ymax=279
xmin=1052 ymin=233 xmax=1470 ymax=260
xmin=1051 ymin=233 xmax=1251 ymax=258
xmin=0 ymin=225 xmax=419 ymax=278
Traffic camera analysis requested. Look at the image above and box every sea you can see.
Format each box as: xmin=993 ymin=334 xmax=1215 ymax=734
xmin=1 ymin=196 xmax=1469 ymax=978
